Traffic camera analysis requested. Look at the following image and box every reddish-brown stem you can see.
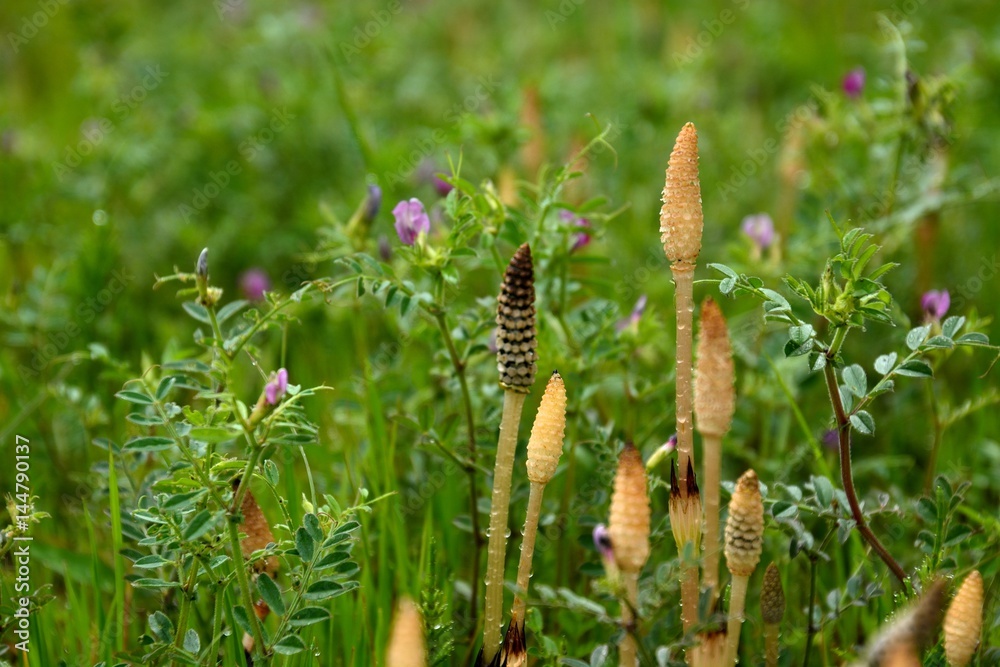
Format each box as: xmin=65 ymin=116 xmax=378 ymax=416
xmin=822 ymin=360 xmax=907 ymax=585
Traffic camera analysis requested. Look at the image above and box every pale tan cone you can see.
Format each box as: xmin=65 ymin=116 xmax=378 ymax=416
xmin=943 ymin=570 xmax=984 ymax=667
xmin=386 ymin=598 xmax=427 ymax=667
xmin=525 ymin=372 xmax=568 ymax=486
xmin=609 ymin=444 xmax=651 ymax=667
xmin=695 ymin=298 xmax=735 ymax=599
xmin=724 ymin=470 xmax=764 ymax=665
xmin=660 ymin=122 xmax=704 ymax=268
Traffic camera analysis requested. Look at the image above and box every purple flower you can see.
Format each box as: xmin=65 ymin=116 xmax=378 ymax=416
xmin=239 ymin=268 xmax=271 ymax=302
xmin=616 ymin=295 xmax=648 ymax=332
xmin=433 ymin=176 xmax=454 ymax=197
xmin=265 ymin=368 xmax=289 ymax=405
xmin=843 ymin=67 xmax=865 ymax=98
xmin=921 ymin=289 xmax=950 ymax=321
xmin=740 ymin=213 xmax=776 ymax=250
xmin=822 ymin=429 xmax=839 ymax=451
xmin=377 ymin=234 xmax=392 ymax=262
xmin=560 ymin=209 xmax=592 ymax=252
xmin=392 ymin=198 xmax=430 ymax=246
xmin=645 ymin=434 xmax=677 ymax=469
xmin=592 ymin=524 xmax=614 ymax=561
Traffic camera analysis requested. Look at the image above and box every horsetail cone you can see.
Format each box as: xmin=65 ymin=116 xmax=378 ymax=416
xmin=609 ymin=444 xmax=651 ymax=574
xmin=760 ymin=563 xmax=785 ymax=625
xmin=496 ymin=243 xmax=537 ymax=393
xmin=695 ymin=298 xmax=735 ymax=437
xmin=386 ymin=597 xmax=427 ymax=667
xmin=725 ymin=470 xmax=764 ymax=577
xmin=234 ymin=480 xmax=278 ymax=577
xmin=526 ymin=372 xmax=567 ymax=485
xmin=944 ymin=571 xmax=983 ymax=667
xmin=669 ymin=458 xmax=702 ymax=548
xmin=660 ymin=122 xmax=704 ymax=267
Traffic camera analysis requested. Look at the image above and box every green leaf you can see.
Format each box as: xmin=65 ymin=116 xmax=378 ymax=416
xmin=812 ymin=476 xmax=834 ymax=508
xmin=187 ymin=426 xmax=239 ymax=443
xmin=161 ymin=489 xmax=207 ymax=511
xmin=708 ymin=263 xmax=739 ymax=279
xmin=123 ymin=436 xmax=174 ymax=453
xmin=126 ymin=412 xmax=164 ymax=426
xmin=183 ymin=629 xmax=200 ymax=653
xmin=895 ymin=360 xmax=933 ymax=378
xmin=155 ymin=376 xmax=178 ymax=401
xmin=263 ymin=459 xmax=280 ymax=487
xmin=906 ymin=325 xmax=931 ymax=351
xmin=304 ymin=513 xmax=323 ymax=543
xmin=115 ymin=390 xmax=154 ymax=405
xmin=303 ymin=580 xmax=346 ymax=601
xmin=133 ymin=554 xmax=172 ymax=569
xmin=956 ymin=332 xmax=989 ymax=346
xmin=842 ymin=365 xmax=867 ymax=398
xmin=874 ymin=353 xmax=897 ymax=375
xmin=313 ymin=551 xmax=352 ymax=571
xmin=232 ymin=605 xmax=253 ymax=634
xmin=148 ymin=611 xmax=174 ymax=643
xmin=849 ymin=410 xmax=875 ymax=435
xmin=272 ymin=634 xmax=307 ymax=655
xmin=942 ymin=316 xmax=966 ymax=339
xmin=784 ymin=338 xmax=813 ymax=357
xmin=295 ymin=526 xmax=315 ymax=562
xmin=257 ymin=573 xmax=286 ymax=616
xmin=916 ymin=497 xmax=937 ymax=523
xmin=924 ymin=335 xmax=954 ymax=349
xmin=719 ymin=277 xmax=736 ymax=295
xmin=182 ymin=301 xmax=212 ymax=324
xmin=133 ymin=578 xmax=179 ymax=589
xmin=288 ymin=606 xmax=330 ymax=627
xmin=216 ymin=299 xmax=250 ymax=324
xmin=789 ymin=324 xmax=815 ymax=344
xmin=181 ymin=509 xmax=216 ymax=541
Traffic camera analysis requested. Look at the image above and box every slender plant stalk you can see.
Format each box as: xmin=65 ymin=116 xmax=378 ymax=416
xmin=669 ymin=459 xmax=702 ymax=635
xmin=725 ymin=575 xmax=750 ymax=665
xmin=822 ymin=358 xmax=907 ymax=585
xmin=620 ymin=573 xmax=640 ymax=667
xmin=673 ymin=264 xmax=697 ymax=485
xmin=433 ymin=309 xmax=483 ymax=634
xmin=482 ymin=243 xmax=537 ymax=664
xmin=702 ymin=433 xmax=722 ymax=595
xmin=511 ymin=483 xmax=544 ymax=623
xmin=483 ymin=391 xmax=527 ymax=662
xmin=723 ymin=470 xmax=764 ymax=665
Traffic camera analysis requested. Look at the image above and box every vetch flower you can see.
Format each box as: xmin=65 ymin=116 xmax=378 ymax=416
xmin=616 ymin=295 xmax=648 ymax=332
xmin=645 ymin=433 xmax=677 ymax=470
xmin=239 ymin=268 xmax=271 ymax=302
xmin=843 ymin=67 xmax=865 ymax=98
xmin=592 ymin=523 xmax=614 ymax=561
xmin=433 ymin=176 xmax=454 ymax=197
xmin=265 ymin=368 xmax=289 ymax=405
xmin=392 ymin=198 xmax=430 ymax=246
xmin=741 ymin=213 xmax=776 ymax=250
xmin=364 ymin=184 xmax=382 ymax=222
xmin=921 ymin=289 xmax=950 ymax=321
xmin=560 ymin=209 xmax=592 ymax=252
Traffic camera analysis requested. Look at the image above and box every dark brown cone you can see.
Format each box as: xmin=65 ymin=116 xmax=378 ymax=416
xmin=496 ymin=243 xmax=537 ymax=393
xmin=234 ymin=479 xmax=279 ymax=577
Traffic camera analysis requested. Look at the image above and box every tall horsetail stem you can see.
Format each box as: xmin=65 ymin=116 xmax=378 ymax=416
xmin=482 ymin=244 xmax=537 ymax=664
xmin=724 ymin=469 xmax=764 ymax=665
xmin=661 ymin=121 xmax=705 ymax=641
xmin=694 ymin=298 xmax=735 ymax=599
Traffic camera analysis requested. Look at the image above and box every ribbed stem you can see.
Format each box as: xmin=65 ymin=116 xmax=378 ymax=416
xmin=703 ymin=433 xmax=722 ymax=600
xmin=482 ymin=390 xmax=527 ymax=663
xmin=681 ymin=557 xmax=700 ymax=634
xmin=725 ymin=575 xmax=750 ymax=666
xmin=620 ymin=572 xmax=639 ymax=667
xmin=672 ymin=264 xmax=696 ymax=489
xmin=512 ymin=482 xmax=545 ymax=621
xmin=764 ymin=624 xmax=779 ymax=667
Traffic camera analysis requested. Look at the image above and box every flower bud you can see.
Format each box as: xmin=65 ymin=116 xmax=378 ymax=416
xmin=608 ymin=444 xmax=651 ymax=574
xmin=724 ymin=469 xmax=764 ymax=577
xmin=496 ymin=243 xmax=537 ymax=393
xmin=659 ymin=122 xmax=703 ymax=267
xmin=526 ymin=372 xmax=567 ymax=485
xmin=944 ymin=571 xmax=983 ymax=667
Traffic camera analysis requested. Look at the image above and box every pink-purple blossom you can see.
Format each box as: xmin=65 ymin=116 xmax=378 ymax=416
xmin=433 ymin=176 xmax=454 ymax=197
xmin=921 ymin=289 xmax=950 ymax=321
xmin=741 ymin=213 xmax=776 ymax=250
xmin=561 ymin=209 xmax=592 ymax=252
xmin=239 ymin=268 xmax=271 ymax=302
xmin=392 ymin=198 xmax=430 ymax=246
xmin=616 ymin=295 xmax=648 ymax=332
xmin=265 ymin=368 xmax=289 ymax=405
xmin=843 ymin=68 xmax=865 ymax=98
xmin=592 ymin=524 xmax=613 ymax=561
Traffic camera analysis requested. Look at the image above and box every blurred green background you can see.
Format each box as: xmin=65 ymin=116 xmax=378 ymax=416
xmin=2 ymin=0 xmax=1000 ymax=664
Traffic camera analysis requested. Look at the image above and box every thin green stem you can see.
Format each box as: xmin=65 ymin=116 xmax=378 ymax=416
xmin=922 ymin=382 xmax=943 ymax=495
xmin=432 ymin=310 xmax=483 ymax=637
xmin=171 ymin=557 xmax=199 ymax=662
xmin=227 ymin=519 xmax=267 ymax=662
xmin=802 ymin=554 xmax=818 ymax=667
